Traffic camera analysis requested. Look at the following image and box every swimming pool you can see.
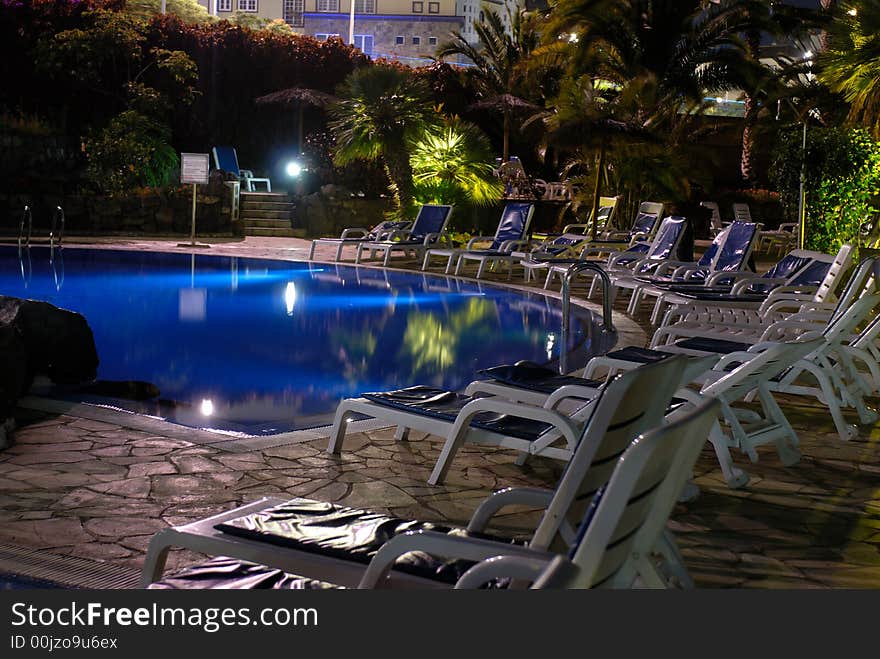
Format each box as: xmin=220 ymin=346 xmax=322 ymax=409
xmin=2 ymin=246 xmax=613 ymax=435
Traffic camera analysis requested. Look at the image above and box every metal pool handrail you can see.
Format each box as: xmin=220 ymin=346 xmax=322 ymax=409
xmin=18 ymin=205 xmax=32 ymax=248
xmin=50 ymin=206 xmax=65 ymax=250
xmin=560 ymin=261 xmax=615 ymax=375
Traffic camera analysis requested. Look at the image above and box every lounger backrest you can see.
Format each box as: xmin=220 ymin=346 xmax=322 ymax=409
xmin=732 ymin=202 xmax=752 ymax=222
xmin=827 ymin=257 xmax=880 ymax=325
xmin=490 ymin=203 xmax=534 ymax=249
xmin=646 ymin=216 xmax=686 ymax=260
xmin=713 ymin=221 xmax=758 ymax=271
xmin=700 ymin=201 xmax=723 ymax=232
xmin=787 ymin=259 xmax=832 ymax=287
xmin=814 ymin=244 xmax=853 ymax=303
xmin=694 ymin=222 xmax=729 ymax=268
xmin=531 ymin=355 xmax=693 ymax=553
xmin=567 ymin=400 xmax=720 ymax=587
xmin=212 ymin=146 xmax=240 ymax=176
xmin=410 ymin=204 xmax=453 ymax=240
xmin=631 ymin=201 xmax=663 ymax=236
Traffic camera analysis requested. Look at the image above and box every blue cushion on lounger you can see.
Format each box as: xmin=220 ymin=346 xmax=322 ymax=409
xmin=360 ymin=386 xmax=555 ymax=440
xmin=213 ymin=497 xmax=521 ymax=584
xmin=477 ymin=362 xmax=603 ymax=394
xmin=673 ymin=337 xmax=752 ymax=354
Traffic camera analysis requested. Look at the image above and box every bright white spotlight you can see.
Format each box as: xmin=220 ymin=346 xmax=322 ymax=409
xmin=200 ymin=399 xmax=214 ymax=416
xmin=286 ymin=161 xmax=303 ymax=177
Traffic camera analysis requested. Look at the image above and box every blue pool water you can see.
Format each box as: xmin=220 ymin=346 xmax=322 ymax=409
xmin=2 ymin=246 xmax=611 ymax=435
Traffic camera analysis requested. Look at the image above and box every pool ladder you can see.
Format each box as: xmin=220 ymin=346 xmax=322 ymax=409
xmin=560 ymin=261 xmax=615 ymax=375
xmin=17 ymin=205 xmax=64 ymax=249
xmin=17 ymin=205 xmax=66 ymax=289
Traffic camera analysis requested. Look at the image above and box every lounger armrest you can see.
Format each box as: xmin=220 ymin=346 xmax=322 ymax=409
xmin=706 ymin=271 xmax=757 ymax=287
xmin=499 ymin=239 xmax=530 ymax=252
xmin=467 ymin=487 xmax=554 ymax=533
xmin=455 ymin=397 xmax=582 ymax=449
xmin=561 ymin=223 xmax=589 ymax=234
xmin=358 ymin=530 xmax=549 ymax=588
xmin=454 ymin=555 xmax=556 ymax=589
xmin=651 ymin=260 xmax=697 ymax=277
xmin=239 ymin=169 xmax=255 ymax=178
xmin=577 ymin=246 xmax=621 ymax=259
xmin=386 ymin=228 xmax=413 ymax=242
xmin=339 ymin=227 xmax=370 ymax=239
xmin=421 ymin=231 xmax=446 ymax=246
xmin=730 ymin=276 xmax=786 ymax=294
xmin=544 ymin=384 xmax=602 ymax=409
xmin=466 ymin=235 xmax=495 ymax=249
xmin=607 ymin=251 xmax=640 ymax=267
xmin=759 ymin=319 xmax=823 ymax=342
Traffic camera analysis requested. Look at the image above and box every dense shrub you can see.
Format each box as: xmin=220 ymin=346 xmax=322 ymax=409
xmin=770 ymin=126 xmax=880 ymax=253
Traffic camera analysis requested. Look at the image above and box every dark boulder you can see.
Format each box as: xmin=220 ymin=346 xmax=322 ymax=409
xmin=0 ymin=296 xmax=99 ymax=386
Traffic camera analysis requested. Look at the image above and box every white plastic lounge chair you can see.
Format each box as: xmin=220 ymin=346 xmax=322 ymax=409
xmin=144 ymin=398 xmax=718 ymax=590
xmin=355 ymin=204 xmax=454 ymax=266
xmin=578 ymin=200 xmax=664 ymax=251
xmin=212 ymin=146 xmax=271 ymax=192
xmin=657 ymin=244 xmax=853 ymax=330
xmin=141 ymin=357 xmax=698 ymax=589
xmin=700 ymin=201 xmax=727 ymax=236
xmin=421 ymin=202 xmax=535 ymax=278
xmin=759 ymin=222 xmax=800 ymax=256
xmin=540 ymin=215 xmax=687 ymax=292
xmin=308 ymin=219 xmax=412 ymax=261
xmin=548 ymin=195 xmax=621 ymax=238
xmin=625 ymin=221 xmax=762 ymax=323
xmin=327 ymin=354 xmax=693 ymax=485
xmin=732 ymin=202 xmax=753 ymax=222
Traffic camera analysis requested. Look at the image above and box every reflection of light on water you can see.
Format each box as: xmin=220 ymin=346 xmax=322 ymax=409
xmin=285 ymin=282 xmax=297 ymax=315
xmin=200 ymin=399 xmax=214 ymax=416
xmin=545 ymin=332 xmax=556 ymax=360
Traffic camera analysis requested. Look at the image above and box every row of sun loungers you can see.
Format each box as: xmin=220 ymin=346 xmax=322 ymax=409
xmin=139 ymin=201 xmax=880 ymax=589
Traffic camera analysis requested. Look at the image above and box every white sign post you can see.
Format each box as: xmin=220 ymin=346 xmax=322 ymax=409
xmin=178 ymin=153 xmax=211 ymax=249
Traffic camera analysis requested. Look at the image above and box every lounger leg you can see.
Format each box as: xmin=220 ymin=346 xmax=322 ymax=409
xmin=394 ymin=426 xmax=410 ymax=441
xmin=758 ymin=384 xmax=801 ymax=466
xmin=797 ymin=361 xmax=859 ymax=442
xmin=335 ymin=243 xmax=345 ymax=262
xmin=308 ymin=242 xmax=316 ymax=260
xmin=708 ymin=420 xmax=749 ymax=489
xmin=476 ymin=260 xmax=487 ymax=279
xmin=428 ymin=419 xmax=471 ymax=485
xmin=355 ymin=245 xmax=364 ymax=264
xmin=327 ymin=403 xmax=358 ymax=454
xmin=140 ymin=533 xmax=173 ymax=587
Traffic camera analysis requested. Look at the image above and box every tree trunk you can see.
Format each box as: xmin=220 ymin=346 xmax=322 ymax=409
xmin=502 ymin=109 xmax=510 ymax=163
xmin=741 ymin=29 xmax=761 ymax=186
xmin=590 ymin=141 xmax=606 ymax=240
xmin=384 ymin=149 xmax=416 ymax=219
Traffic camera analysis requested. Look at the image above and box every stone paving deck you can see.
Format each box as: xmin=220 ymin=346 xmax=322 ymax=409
xmin=0 ymin=235 xmax=877 ymax=587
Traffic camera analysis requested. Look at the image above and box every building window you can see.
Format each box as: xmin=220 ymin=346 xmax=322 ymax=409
xmin=283 ymin=0 xmax=304 ymax=26
xmin=316 ymin=0 xmax=339 ymax=11
xmin=354 ymin=0 xmax=376 ymax=13
xmin=395 ymin=35 xmax=404 ymax=45
xmin=428 ymin=36 xmax=437 ymax=45
xmin=353 ymin=34 xmax=374 ymax=56
xmin=428 ymin=1 xmax=439 ymax=12
xmin=412 ymin=1 xmax=423 ymax=12
xmin=217 ymin=0 xmax=232 ymax=11
xmin=238 ymin=0 xmax=257 ymax=11
xmin=315 ymin=33 xmax=341 ymax=41
xmin=412 ymin=36 xmax=420 ymax=45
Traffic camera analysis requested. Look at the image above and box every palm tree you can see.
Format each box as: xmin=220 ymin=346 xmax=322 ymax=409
xmin=329 ymin=66 xmax=439 ymax=218
xmin=436 ymin=9 xmax=541 ymax=162
xmin=819 ymin=1 xmax=880 ymax=137
xmin=410 ymin=117 xmax=504 ymax=208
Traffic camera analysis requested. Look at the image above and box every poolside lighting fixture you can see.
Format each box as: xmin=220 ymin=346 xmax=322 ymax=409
xmin=804 ymin=50 xmax=813 ymax=60
xmin=200 ymin=399 xmax=214 ymax=416
xmin=284 ymin=282 xmax=297 ymax=315
xmin=545 ymin=333 xmax=557 ymax=360
xmin=286 ymin=160 xmax=305 ymax=178
xmin=568 ymin=33 xmax=578 ymax=43
xmin=848 ymin=8 xmax=858 ymax=16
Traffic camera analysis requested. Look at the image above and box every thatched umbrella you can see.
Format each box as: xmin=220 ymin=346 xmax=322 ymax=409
xmin=470 ymin=94 xmax=542 ymax=164
xmin=255 ymin=88 xmax=337 ymax=154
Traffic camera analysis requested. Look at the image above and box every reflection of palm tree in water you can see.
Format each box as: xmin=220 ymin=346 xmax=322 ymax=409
xmin=400 ymin=298 xmax=497 ymax=377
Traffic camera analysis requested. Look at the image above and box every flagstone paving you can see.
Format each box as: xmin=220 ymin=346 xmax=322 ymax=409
xmin=0 ymin=235 xmax=877 ymax=587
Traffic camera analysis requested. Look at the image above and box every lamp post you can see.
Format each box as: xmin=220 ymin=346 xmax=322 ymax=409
xmin=348 ymin=0 xmax=355 ymax=45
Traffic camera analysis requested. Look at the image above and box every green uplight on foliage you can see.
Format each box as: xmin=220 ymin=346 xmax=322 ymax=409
xmin=771 ymin=126 xmax=880 ymax=254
